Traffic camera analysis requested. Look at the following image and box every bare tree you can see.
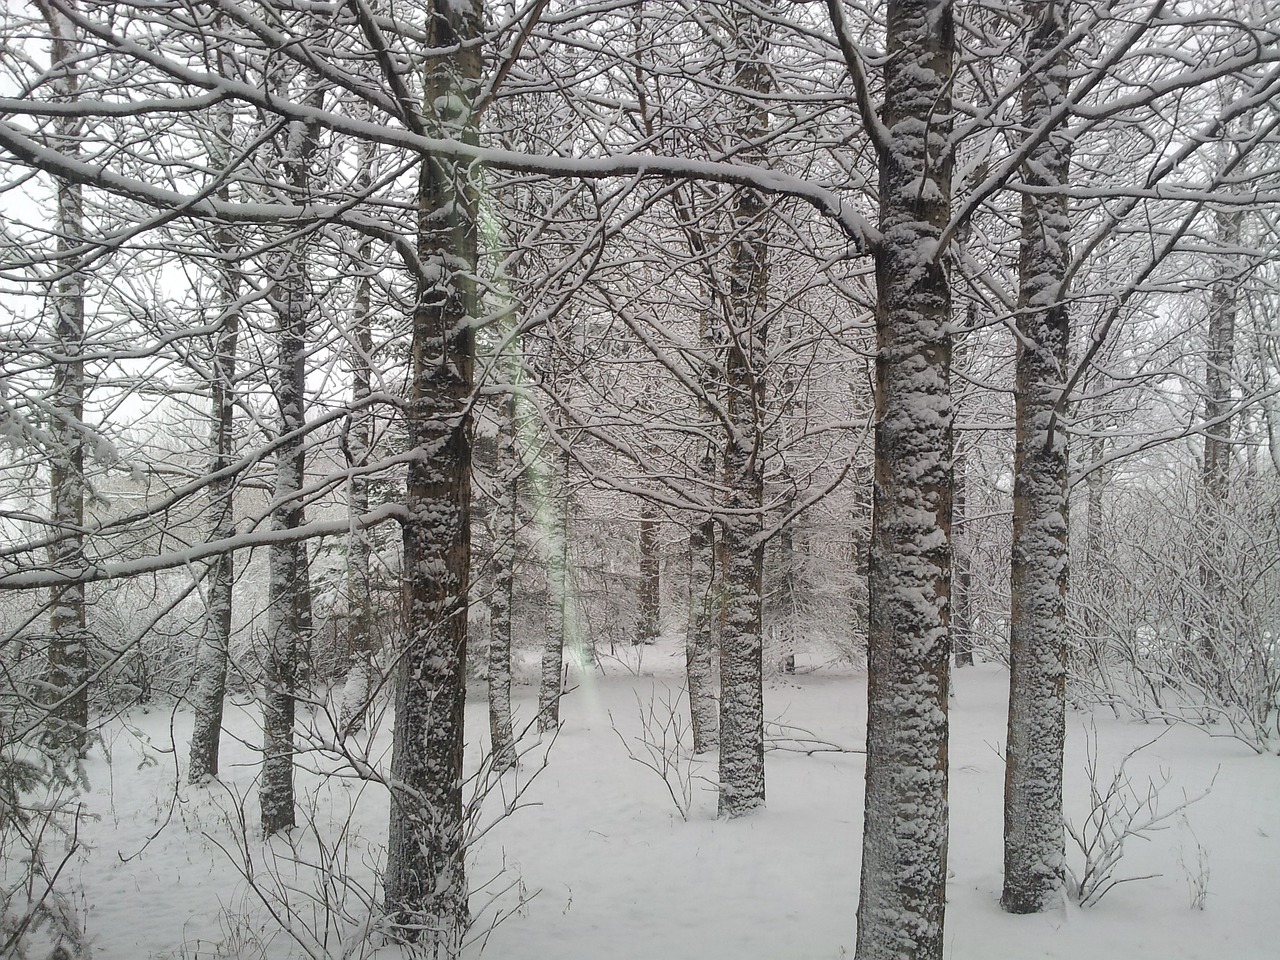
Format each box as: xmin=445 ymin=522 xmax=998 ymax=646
xmin=383 ymin=0 xmax=483 ymax=947
xmin=841 ymin=0 xmax=955 ymax=953
xmin=1002 ymin=0 xmax=1074 ymax=915
xmin=39 ymin=0 xmax=89 ymax=756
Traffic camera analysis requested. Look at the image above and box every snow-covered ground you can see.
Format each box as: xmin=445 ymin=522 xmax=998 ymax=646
xmin=66 ymin=642 xmax=1279 ymax=959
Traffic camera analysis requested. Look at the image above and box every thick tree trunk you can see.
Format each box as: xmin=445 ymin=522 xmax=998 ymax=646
xmin=854 ymin=0 xmax=954 ymax=956
xmin=716 ymin=1 xmax=771 ymax=820
xmin=189 ymin=93 xmax=240 ymax=782
xmin=1002 ymin=0 xmax=1073 ymax=915
xmin=383 ymin=4 xmax=482 ymax=946
xmin=488 ymin=386 xmax=518 ymax=770
xmin=43 ymin=4 xmax=89 ymax=756
xmin=636 ymin=502 xmax=660 ymax=644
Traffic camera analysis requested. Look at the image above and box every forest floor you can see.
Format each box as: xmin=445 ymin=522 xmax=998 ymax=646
xmin=64 ymin=640 xmax=1279 ymax=959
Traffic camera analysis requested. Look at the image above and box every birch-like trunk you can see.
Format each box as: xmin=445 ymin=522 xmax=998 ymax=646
xmin=717 ymin=1 xmax=771 ymax=819
xmin=1002 ymin=0 xmax=1073 ymax=915
xmin=488 ymin=386 xmax=518 ymax=770
xmin=339 ymin=143 xmax=378 ymax=738
xmin=383 ymin=3 xmax=482 ymax=945
xmin=189 ymin=91 xmax=240 ymax=782
xmin=43 ymin=4 xmax=88 ymax=755
xmin=855 ymin=0 xmax=954 ymax=955
xmin=537 ymin=442 xmax=570 ymax=732
xmin=636 ymin=502 xmax=660 ymax=644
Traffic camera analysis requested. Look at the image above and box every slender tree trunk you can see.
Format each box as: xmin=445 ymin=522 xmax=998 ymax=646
xmin=775 ymin=481 xmax=798 ymax=675
xmin=339 ymin=144 xmax=378 ymax=738
xmin=383 ymin=4 xmax=482 ymax=945
xmin=636 ymin=502 xmax=660 ymax=644
xmin=1002 ymin=0 xmax=1073 ymax=915
xmin=189 ymin=91 xmax=240 ymax=782
xmin=258 ymin=68 xmax=324 ymax=834
xmin=952 ymin=451 xmax=973 ymax=668
xmin=1198 ymin=205 xmax=1243 ymax=673
xmin=717 ymin=1 xmax=771 ymax=819
xmin=261 ymin=226 xmax=313 ymax=838
xmin=854 ymin=0 xmax=954 ymax=955
xmin=683 ymin=196 xmax=720 ymax=754
xmin=686 ymin=488 xmax=719 ymax=752
xmin=42 ymin=4 xmax=89 ymax=756
xmin=537 ymin=441 xmax=571 ymax=732
xmin=489 ymin=385 xmax=518 ymax=770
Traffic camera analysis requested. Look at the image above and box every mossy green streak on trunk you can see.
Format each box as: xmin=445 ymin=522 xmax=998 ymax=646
xmin=855 ymin=1 xmax=954 ymax=956
xmin=384 ymin=3 xmax=483 ymax=949
xmin=1003 ymin=0 xmax=1073 ymax=915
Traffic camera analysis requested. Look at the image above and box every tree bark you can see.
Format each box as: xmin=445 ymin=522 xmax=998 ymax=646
xmin=189 ymin=88 xmax=241 ymax=782
xmin=686 ymin=494 xmax=719 ymax=753
xmin=383 ymin=3 xmax=483 ymax=946
xmin=42 ymin=2 xmax=89 ymax=757
xmin=1197 ymin=204 xmax=1243 ymax=676
xmin=854 ymin=0 xmax=954 ymax=955
xmin=717 ymin=1 xmax=772 ymax=820
xmin=339 ymin=141 xmax=378 ymax=739
xmin=1002 ymin=0 xmax=1073 ymax=915
xmin=537 ymin=441 xmax=571 ymax=732
xmin=488 ymin=384 xmax=518 ymax=771
xmin=636 ymin=502 xmax=660 ymax=644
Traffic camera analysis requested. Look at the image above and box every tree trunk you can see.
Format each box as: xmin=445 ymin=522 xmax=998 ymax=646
xmin=1197 ymin=204 xmax=1243 ymax=676
xmin=189 ymin=89 xmax=241 ymax=782
xmin=383 ymin=4 xmax=482 ymax=946
xmin=339 ymin=143 xmax=378 ymax=739
xmin=42 ymin=3 xmax=89 ymax=757
xmin=854 ymin=0 xmax=954 ymax=955
xmin=260 ymin=227 xmax=310 ymax=839
xmin=489 ymin=385 xmax=518 ymax=771
xmin=686 ymin=496 xmax=719 ymax=753
xmin=716 ymin=1 xmax=771 ymax=820
xmin=537 ymin=441 xmax=571 ymax=732
xmin=258 ymin=74 xmax=324 ymax=836
xmin=636 ymin=502 xmax=660 ymax=644
xmin=1002 ymin=0 xmax=1073 ymax=915
xmin=952 ymin=451 xmax=973 ymax=668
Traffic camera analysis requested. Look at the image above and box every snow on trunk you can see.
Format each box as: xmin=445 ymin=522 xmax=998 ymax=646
xmin=339 ymin=139 xmax=378 ymax=739
xmin=716 ymin=0 xmax=772 ymax=820
xmin=43 ymin=4 xmax=89 ymax=756
xmin=686 ymin=503 xmax=719 ymax=754
xmin=854 ymin=0 xmax=954 ymax=956
xmin=383 ymin=3 xmax=482 ymax=947
xmin=537 ymin=441 xmax=571 ymax=733
xmin=1002 ymin=0 xmax=1073 ymax=915
xmin=259 ymin=79 xmax=325 ymax=836
xmin=488 ymin=385 xmax=518 ymax=770
xmin=636 ymin=501 xmax=660 ymax=644
xmin=189 ymin=89 xmax=241 ymax=782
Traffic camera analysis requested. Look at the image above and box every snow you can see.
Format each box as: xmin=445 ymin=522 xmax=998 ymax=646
xmin=58 ymin=649 xmax=1280 ymax=960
